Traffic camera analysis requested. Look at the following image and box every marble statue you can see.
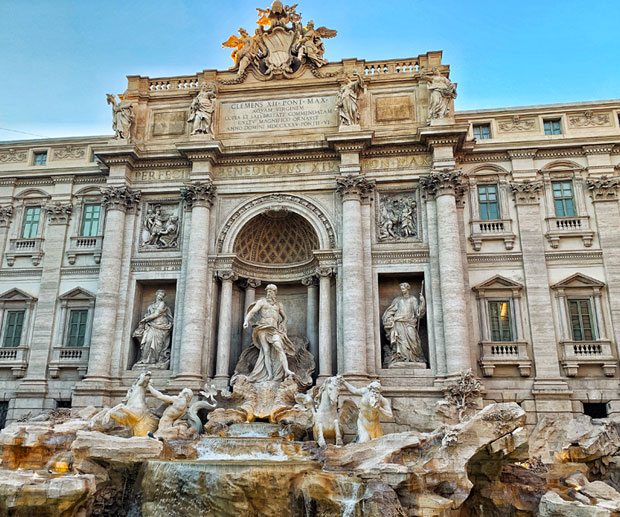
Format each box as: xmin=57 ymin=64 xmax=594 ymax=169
xmin=256 ymin=1 xmax=301 ymax=28
xmin=382 ymin=282 xmax=426 ymax=366
xmin=132 ymin=290 xmax=173 ymax=369
xmin=187 ymin=383 xmax=218 ymax=433
xmin=106 ymin=93 xmax=134 ymax=141
xmin=89 ymin=371 xmax=158 ymax=437
xmin=295 ymin=375 xmax=344 ymax=446
xmin=341 ymin=379 xmax=392 ymax=442
xmin=296 ymin=20 xmax=337 ymax=67
xmin=243 ymin=284 xmax=295 ymax=382
xmin=147 ymin=384 xmax=193 ymax=438
xmin=426 ymin=68 xmax=457 ymax=120
xmin=188 ymin=83 xmax=216 ymax=137
xmin=222 ymin=28 xmax=260 ymax=77
xmin=336 ymin=70 xmax=365 ymax=126
xmin=143 ymin=205 xmax=179 ymax=248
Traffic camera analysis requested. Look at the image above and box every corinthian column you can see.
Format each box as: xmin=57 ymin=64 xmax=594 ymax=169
xmin=214 ymin=270 xmax=238 ymax=387
xmin=242 ymin=278 xmax=261 ymax=349
xmin=420 ymin=170 xmax=470 ymax=375
xmin=175 ymin=181 xmax=216 ymax=384
xmin=85 ymin=186 xmax=141 ymax=380
xmin=302 ymin=275 xmax=319 ymax=364
xmin=336 ymin=174 xmax=375 ymax=378
xmin=317 ymin=267 xmax=334 ymax=380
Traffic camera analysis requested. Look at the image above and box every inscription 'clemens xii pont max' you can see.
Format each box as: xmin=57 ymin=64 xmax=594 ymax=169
xmin=220 ymin=96 xmax=338 ymax=133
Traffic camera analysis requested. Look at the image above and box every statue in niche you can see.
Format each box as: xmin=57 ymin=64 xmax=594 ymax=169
xmin=426 ymin=68 xmax=457 ymax=120
xmin=106 ymin=93 xmax=134 ymax=141
xmin=296 ymin=20 xmax=337 ymax=68
xmin=336 ymin=70 xmax=365 ymax=126
xmin=132 ymin=289 xmax=173 ymax=369
xmin=341 ymin=379 xmax=392 ymax=442
xmin=378 ymin=194 xmax=417 ymax=241
xmin=188 ymin=82 xmax=217 ymax=137
xmin=382 ymin=281 xmax=426 ymax=367
xmin=142 ymin=205 xmax=179 ymax=249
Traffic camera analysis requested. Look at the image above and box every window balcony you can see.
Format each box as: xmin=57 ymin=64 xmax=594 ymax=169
xmin=479 ymin=340 xmax=531 ymax=377
xmin=66 ymin=236 xmax=103 ymax=265
xmin=560 ymin=340 xmax=616 ymax=377
xmin=0 ymin=347 xmax=29 ymax=377
xmin=545 ymin=216 xmax=594 ymax=248
xmin=6 ymin=238 xmax=43 ymax=266
xmin=48 ymin=346 xmax=90 ymax=378
xmin=469 ymin=219 xmax=516 ymax=251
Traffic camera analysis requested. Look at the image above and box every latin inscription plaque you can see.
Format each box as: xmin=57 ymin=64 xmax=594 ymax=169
xmin=220 ymin=96 xmax=338 ymax=133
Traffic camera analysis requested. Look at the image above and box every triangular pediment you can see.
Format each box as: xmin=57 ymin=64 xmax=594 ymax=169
xmin=473 ymin=275 xmax=523 ymax=292
xmin=0 ymin=288 xmax=37 ymax=302
xmin=58 ymin=287 xmax=96 ymax=301
xmin=552 ymin=273 xmax=604 ymax=289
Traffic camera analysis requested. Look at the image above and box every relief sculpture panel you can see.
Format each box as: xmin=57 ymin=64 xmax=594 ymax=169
xmin=376 ymin=191 xmax=418 ymax=241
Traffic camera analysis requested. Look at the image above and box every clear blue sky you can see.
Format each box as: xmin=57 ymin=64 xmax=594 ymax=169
xmin=1 ymin=0 xmax=618 ymax=141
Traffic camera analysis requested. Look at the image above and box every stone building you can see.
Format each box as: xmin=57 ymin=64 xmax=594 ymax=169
xmin=0 ymin=24 xmax=619 ymax=431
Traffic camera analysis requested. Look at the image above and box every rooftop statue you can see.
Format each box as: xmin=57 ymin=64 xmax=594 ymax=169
xmin=336 ymin=70 xmax=365 ymax=126
xmin=222 ymin=28 xmax=261 ymax=77
xmin=296 ymin=20 xmax=337 ymax=68
xmin=256 ymin=1 xmax=301 ymax=28
xmin=106 ymin=93 xmax=134 ymax=142
xmin=188 ymin=82 xmax=217 ymax=138
xmin=426 ymin=67 xmax=457 ymax=120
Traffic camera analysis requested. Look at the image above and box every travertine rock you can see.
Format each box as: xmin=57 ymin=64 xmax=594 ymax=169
xmin=537 ymin=490 xmax=612 ymax=517
xmin=71 ymin=430 xmax=164 ymax=464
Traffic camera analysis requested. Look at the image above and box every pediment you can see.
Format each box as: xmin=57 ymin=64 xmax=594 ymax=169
xmin=552 ymin=273 xmax=604 ymax=289
xmin=0 ymin=288 xmax=37 ymax=302
xmin=58 ymin=287 xmax=96 ymax=301
xmin=473 ymin=275 xmax=523 ymax=292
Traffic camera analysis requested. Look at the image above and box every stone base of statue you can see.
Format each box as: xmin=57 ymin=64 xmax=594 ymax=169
xmin=388 ymin=360 xmax=427 ymax=369
xmin=132 ymin=361 xmax=169 ymax=371
xmin=338 ymin=123 xmax=361 ymax=132
xmin=189 ymin=132 xmax=214 ymax=141
xmin=428 ymin=117 xmax=456 ymax=127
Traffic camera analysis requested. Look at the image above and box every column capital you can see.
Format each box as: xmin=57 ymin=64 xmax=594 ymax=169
xmin=419 ymin=168 xmax=467 ymax=199
xmin=509 ymin=180 xmax=543 ymax=205
xmin=181 ymin=180 xmax=216 ymax=209
xmin=336 ymin=174 xmax=375 ymax=200
xmin=302 ymin=275 xmax=319 ymax=287
xmin=101 ymin=185 xmax=141 ymax=212
xmin=317 ymin=266 xmax=336 ymax=278
xmin=0 ymin=206 xmax=13 ymax=227
xmin=217 ymin=270 xmax=238 ymax=282
xmin=44 ymin=202 xmax=73 ymax=225
xmin=587 ymin=175 xmax=620 ymax=202
xmin=241 ymin=278 xmax=261 ymax=289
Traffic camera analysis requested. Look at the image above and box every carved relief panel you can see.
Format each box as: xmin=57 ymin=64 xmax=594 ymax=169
xmin=375 ymin=191 xmax=418 ymax=242
xmin=139 ymin=201 xmax=181 ymax=250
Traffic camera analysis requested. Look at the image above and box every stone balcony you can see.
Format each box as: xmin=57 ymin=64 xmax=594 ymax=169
xmin=0 ymin=347 xmax=28 ymax=378
xmin=6 ymin=238 xmax=43 ymax=266
xmin=66 ymin=236 xmax=103 ymax=265
xmin=479 ymin=341 xmax=532 ymax=377
xmin=560 ymin=340 xmax=617 ymax=377
xmin=545 ymin=216 xmax=594 ymax=248
xmin=469 ymin=219 xmax=516 ymax=251
xmin=48 ymin=346 xmax=90 ymax=378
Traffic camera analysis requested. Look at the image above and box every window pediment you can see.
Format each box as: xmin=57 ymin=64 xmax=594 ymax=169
xmin=551 ymin=273 xmax=604 ymax=290
xmin=0 ymin=288 xmax=37 ymax=302
xmin=58 ymin=287 xmax=96 ymax=301
xmin=473 ymin=275 xmax=523 ymax=294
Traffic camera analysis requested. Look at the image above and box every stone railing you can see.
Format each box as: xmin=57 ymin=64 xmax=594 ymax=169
xmin=6 ymin=238 xmax=43 ymax=266
xmin=66 ymin=235 xmax=103 ymax=265
xmin=0 ymin=346 xmax=28 ymax=378
xmin=479 ymin=340 xmax=531 ymax=377
xmin=560 ymin=340 xmax=616 ymax=377
xmin=148 ymin=76 xmax=200 ymax=92
xmin=48 ymin=346 xmax=90 ymax=378
xmin=469 ymin=219 xmax=516 ymax=251
xmin=364 ymin=60 xmax=420 ymax=76
xmin=545 ymin=216 xmax=594 ymax=248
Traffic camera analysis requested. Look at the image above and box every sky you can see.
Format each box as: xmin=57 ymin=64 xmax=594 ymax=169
xmin=0 ymin=0 xmax=619 ymax=141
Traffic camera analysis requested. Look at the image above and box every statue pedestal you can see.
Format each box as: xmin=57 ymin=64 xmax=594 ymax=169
xmin=389 ymin=361 xmax=427 ymax=369
xmin=429 ymin=117 xmax=456 ymax=127
xmin=338 ymin=123 xmax=361 ymax=132
xmin=132 ymin=362 xmax=169 ymax=371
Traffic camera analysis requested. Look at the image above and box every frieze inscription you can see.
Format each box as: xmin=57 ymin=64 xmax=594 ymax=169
xmin=215 ymin=161 xmax=338 ymax=178
xmin=219 ymin=96 xmax=338 ymax=133
xmin=134 ymin=169 xmax=190 ymax=182
xmin=362 ymin=155 xmax=431 ymax=171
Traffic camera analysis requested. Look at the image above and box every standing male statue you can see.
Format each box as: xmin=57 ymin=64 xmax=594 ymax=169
xmin=382 ymin=282 xmax=426 ymax=366
xmin=243 ymin=284 xmax=295 ymax=382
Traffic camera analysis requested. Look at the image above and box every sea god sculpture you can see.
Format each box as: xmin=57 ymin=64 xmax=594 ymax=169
xmin=132 ymin=290 xmax=173 ymax=369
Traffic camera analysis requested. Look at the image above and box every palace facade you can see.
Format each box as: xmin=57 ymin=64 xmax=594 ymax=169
xmin=0 ymin=46 xmax=619 ymax=431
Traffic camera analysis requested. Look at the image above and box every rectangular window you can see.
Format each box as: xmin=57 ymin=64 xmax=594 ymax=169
xmin=569 ymin=299 xmax=594 ymax=341
xmin=552 ymin=181 xmax=576 ymax=217
xmin=544 ymin=119 xmax=562 ymax=135
xmin=473 ymin=123 xmax=491 ymax=140
xmin=66 ymin=309 xmax=88 ymax=347
xmin=80 ymin=204 xmax=101 ymax=237
xmin=33 ymin=151 xmax=47 ymax=165
xmin=0 ymin=401 xmax=7 ymax=430
xmin=3 ymin=310 xmax=25 ymax=347
xmin=488 ymin=300 xmax=513 ymax=341
xmin=21 ymin=207 xmax=41 ymax=239
xmin=477 ymin=185 xmax=500 ymax=220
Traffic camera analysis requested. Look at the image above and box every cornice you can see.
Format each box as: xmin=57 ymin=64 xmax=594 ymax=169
xmin=467 ymin=253 xmax=523 ymax=264
xmin=60 ymin=266 xmax=100 ymax=276
xmin=0 ymin=268 xmax=43 ymax=277
xmin=130 ymin=258 xmax=182 ymax=272
xmin=371 ymin=250 xmax=430 ymax=263
xmin=133 ymin=159 xmax=191 ymax=169
xmin=217 ymin=151 xmax=338 ymax=166
xmin=544 ymin=251 xmax=603 ymax=263
xmin=583 ymin=144 xmax=615 ymax=155
xmin=458 ymin=152 xmax=510 ymax=163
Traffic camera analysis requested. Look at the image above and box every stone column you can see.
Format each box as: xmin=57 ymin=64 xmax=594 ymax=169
xmin=242 ymin=278 xmax=260 ymax=349
xmin=317 ymin=267 xmax=334 ymax=379
xmin=214 ymin=270 xmax=238 ymax=387
xmin=420 ymin=170 xmax=471 ymax=375
xmin=360 ymin=192 xmax=377 ymax=376
xmin=336 ymin=175 xmax=374 ymax=378
xmin=0 ymin=206 xmax=13 ymax=261
xmin=302 ymin=275 xmax=319 ymax=364
xmin=84 ymin=186 xmax=141 ymax=381
xmin=175 ymin=181 xmax=216 ymax=385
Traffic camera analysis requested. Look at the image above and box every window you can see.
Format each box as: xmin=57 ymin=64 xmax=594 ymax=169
xmin=33 ymin=151 xmax=47 ymax=165
xmin=583 ymin=402 xmax=608 ymax=419
xmin=473 ymin=123 xmax=491 ymax=140
xmin=0 ymin=402 xmax=7 ymax=430
xmin=488 ymin=300 xmax=513 ymax=341
xmin=2 ymin=310 xmax=25 ymax=347
xmin=56 ymin=400 xmax=71 ymax=409
xmin=80 ymin=204 xmax=101 ymax=237
xmin=544 ymin=119 xmax=562 ymax=135
xmin=66 ymin=309 xmax=88 ymax=347
xmin=569 ymin=299 xmax=595 ymax=341
xmin=21 ymin=207 xmax=41 ymax=239
xmin=552 ymin=181 xmax=576 ymax=217
xmin=477 ymin=185 xmax=500 ymax=220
